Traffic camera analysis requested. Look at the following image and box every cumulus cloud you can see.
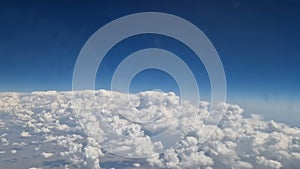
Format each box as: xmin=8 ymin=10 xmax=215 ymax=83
xmin=10 ymin=149 xmax=17 ymax=154
xmin=41 ymin=152 xmax=53 ymax=158
xmin=21 ymin=131 xmax=31 ymax=137
xmin=0 ymin=90 xmax=299 ymax=169
xmin=147 ymin=103 xmax=300 ymax=169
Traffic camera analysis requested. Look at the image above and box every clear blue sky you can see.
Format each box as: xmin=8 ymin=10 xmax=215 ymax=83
xmin=0 ymin=1 xmax=299 ymax=125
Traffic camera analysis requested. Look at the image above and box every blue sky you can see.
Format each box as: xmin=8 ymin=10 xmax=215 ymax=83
xmin=0 ymin=1 xmax=299 ymax=125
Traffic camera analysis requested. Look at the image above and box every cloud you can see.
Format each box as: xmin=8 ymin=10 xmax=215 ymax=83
xmin=10 ymin=149 xmax=17 ymax=154
xmin=148 ymin=103 xmax=300 ymax=169
xmin=21 ymin=131 xmax=31 ymax=137
xmin=0 ymin=90 xmax=299 ymax=168
xmin=41 ymin=152 xmax=54 ymax=158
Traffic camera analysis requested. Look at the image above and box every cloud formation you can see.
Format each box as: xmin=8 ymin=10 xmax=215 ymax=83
xmin=0 ymin=90 xmax=299 ymax=169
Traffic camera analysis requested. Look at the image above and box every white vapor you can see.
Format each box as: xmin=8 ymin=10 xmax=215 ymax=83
xmin=0 ymin=90 xmax=299 ymax=169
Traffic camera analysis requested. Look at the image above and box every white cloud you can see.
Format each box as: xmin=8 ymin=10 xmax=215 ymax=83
xmin=0 ymin=90 xmax=299 ymax=169
xmin=133 ymin=163 xmax=141 ymax=167
xmin=41 ymin=152 xmax=53 ymax=158
xmin=10 ymin=149 xmax=17 ymax=154
xmin=21 ymin=131 xmax=31 ymax=137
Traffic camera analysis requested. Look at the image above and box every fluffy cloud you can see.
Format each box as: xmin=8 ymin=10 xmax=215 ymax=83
xmin=21 ymin=131 xmax=31 ymax=137
xmin=0 ymin=90 xmax=299 ymax=169
xmin=148 ymin=102 xmax=300 ymax=169
xmin=41 ymin=152 xmax=54 ymax=158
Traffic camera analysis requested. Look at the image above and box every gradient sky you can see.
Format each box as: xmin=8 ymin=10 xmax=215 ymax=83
xmin=0 ymin=0 xmax=299 ymax=125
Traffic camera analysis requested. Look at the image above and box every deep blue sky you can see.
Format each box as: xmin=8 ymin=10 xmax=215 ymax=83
xmin=0 ymin=1 xmax=299 ymax=125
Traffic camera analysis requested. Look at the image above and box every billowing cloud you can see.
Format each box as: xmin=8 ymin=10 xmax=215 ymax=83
xmin=0 ymin=90 xmax=299 ymax=169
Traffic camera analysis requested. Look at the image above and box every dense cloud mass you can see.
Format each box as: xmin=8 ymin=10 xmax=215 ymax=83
xmin=0 ymin=90 xmax=300 ymax=169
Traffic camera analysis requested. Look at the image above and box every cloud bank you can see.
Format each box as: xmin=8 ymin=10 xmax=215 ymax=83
xmin=0 ymin=90 xmax=299 ymax=169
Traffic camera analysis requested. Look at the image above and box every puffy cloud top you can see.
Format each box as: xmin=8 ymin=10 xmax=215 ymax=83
xmin=0 ymin=90 xmax=299 ymax=169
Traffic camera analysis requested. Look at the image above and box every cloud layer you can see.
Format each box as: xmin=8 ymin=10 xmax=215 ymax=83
xmin=0 ymin=90 xmax=299 ymax=169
